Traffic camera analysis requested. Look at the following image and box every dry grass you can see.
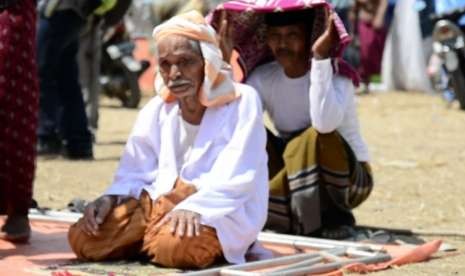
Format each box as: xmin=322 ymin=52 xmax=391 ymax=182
xmin=34 ymin=91 xmax=465 ymax=275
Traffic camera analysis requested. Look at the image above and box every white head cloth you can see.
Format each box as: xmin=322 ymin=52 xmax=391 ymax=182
xmin=153 ymin=11 xmax=240 ymax=107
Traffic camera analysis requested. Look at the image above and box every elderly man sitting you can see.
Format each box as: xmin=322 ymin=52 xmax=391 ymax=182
xmin=68 ymin=11 xmax=268 ymax=269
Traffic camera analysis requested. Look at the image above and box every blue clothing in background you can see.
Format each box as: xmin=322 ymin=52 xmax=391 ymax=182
xmin=416 ymin=0 xmax=436 ymax=37
xmin=386 ymin=0 xmax=397 ymax=28
xmin=435 ymin=0 xmax=465 ymax=26
xmin=37 ymin=10 xmax=93 ymax=156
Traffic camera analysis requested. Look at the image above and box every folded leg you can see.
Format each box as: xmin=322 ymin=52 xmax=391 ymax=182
xmin=68 ymin=198 xmax=146 ymax=261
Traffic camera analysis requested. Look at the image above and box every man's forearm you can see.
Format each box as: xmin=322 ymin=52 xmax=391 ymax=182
xmin=310 ymin=59 xmax=347 ymax=133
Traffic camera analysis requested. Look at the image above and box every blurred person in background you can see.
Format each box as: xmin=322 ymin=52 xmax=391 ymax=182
xmin=79 ymin=16 xmax=104 ymax=142
xmin=0 ymin=0 xmax=39 ymax=243
xmin=329 ymin=0 xmax=354 ymax=31
xmin=36 ymin=0 xmax=117 ymax=159
xmin=417 ymin=0 xmax=436 ymax=39
xmin=382 ymin=0 xmax=433 ymax=93
xmin=353 ymin=0 xmax=388 ymax=93
xmin=78 ymin=0 xmax=132 ymax=141
xmin=328 ymin=0 xmax=361 ymax=69
xmin=416 ymin=0 xmax=436 ymax=78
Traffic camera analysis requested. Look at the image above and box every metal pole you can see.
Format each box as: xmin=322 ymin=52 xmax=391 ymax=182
xmin=258 ymin=232 xmax=384 ymax=251
xmin=184 ymin=233 xmax=388 ymax=276
xmin=264 ymin=248 xmax=347 ymax=274
xmin=266 ymin=253 xmax=392 ymax=275
xmin=220 ymin=269 xmax=261 ymax=276
xmin=183 ymin=252 xmax=320 ymax=276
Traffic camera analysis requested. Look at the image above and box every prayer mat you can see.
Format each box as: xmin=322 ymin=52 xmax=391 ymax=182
xmin=32 ymin=261 xmax=180 ymax=275
xmin=0 ymin=214 xmax=452 ymax=275
xmin=0 ymin=217 xmax=180 ymax=275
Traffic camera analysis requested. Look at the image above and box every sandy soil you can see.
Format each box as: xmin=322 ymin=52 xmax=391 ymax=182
xmin=33 ymin=91 xmax=465 ymax=275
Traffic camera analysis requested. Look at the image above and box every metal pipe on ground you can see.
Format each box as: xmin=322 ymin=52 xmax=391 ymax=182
xmin=265 ymin=253 xmax=392 ymax=276
xmin=258 ymin=232 xmax=384 ymax=252
xmin=183 ymin=252 xmax=321 ymax=276
xmin=264 ymin=248 xmax=347 ymax=274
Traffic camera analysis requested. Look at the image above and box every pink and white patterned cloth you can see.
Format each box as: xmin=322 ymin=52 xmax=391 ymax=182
xmin=207 ymin=0 xmax=360 ymax=86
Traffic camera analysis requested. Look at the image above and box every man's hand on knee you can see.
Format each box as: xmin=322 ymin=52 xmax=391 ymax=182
xmin=80 ymin=195 xmax=116 ymax=236
xmin=154 ymin=210 xmax=202 ymax=238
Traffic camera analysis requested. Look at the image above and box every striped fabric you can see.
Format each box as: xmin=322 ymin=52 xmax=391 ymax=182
xmin=288 ymin=165 xmax=318 ymax=192
xmin=152 ymin=11 xmax=240 ymax=108
xmin=266 ymin=128 xmax=373 ymax=235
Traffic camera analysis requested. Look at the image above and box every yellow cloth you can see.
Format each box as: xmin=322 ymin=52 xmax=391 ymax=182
xmin=266 ymin=128 xmax=374 ymax=234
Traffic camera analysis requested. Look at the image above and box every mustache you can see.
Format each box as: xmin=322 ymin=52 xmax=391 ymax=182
xmin=276 ymin=49 xmax=294 ymax=57
xmin=167 ymin=79 xmax=192 ymax=89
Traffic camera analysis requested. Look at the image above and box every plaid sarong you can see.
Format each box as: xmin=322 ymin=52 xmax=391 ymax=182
xmin=266 ymin=128 xmax=373 ymax=235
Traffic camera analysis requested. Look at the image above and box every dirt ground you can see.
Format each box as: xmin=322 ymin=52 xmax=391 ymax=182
xmin=34 ymin=91 xmax=465 ymax=275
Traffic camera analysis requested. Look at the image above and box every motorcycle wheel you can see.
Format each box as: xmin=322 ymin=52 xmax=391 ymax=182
xmin=119 ymin=69 xmax=141 ymax=109
xmin=451 ymin=68 xmax=465 ymax=110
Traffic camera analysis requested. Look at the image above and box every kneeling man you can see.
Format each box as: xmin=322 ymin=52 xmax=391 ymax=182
xmin=214 ymin=2 xmax=373 ymax=239
xmin=68 ymin=11 xmax=268 ymax=269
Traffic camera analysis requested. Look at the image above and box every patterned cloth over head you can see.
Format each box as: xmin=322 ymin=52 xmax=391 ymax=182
xmin=207 ymin=0 xmax=360 ymax=86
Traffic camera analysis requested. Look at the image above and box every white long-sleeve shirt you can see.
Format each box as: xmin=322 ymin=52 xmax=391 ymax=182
xmin=104 ymin=83 xmax=269 ymax=264
xmin=247 ymin=58 xmax=370 ymax=162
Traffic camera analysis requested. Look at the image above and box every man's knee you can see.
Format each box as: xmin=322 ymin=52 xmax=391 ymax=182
xmin=143 ymin=225 xmax=222 ymax=269
xmin=68 ymin=220 xmax=107 ymax=261
xmin=68 ymin=219 xmax=144 ymax=261
xmin=315 ymin=130 xmax=352 ymax=170
xmin=347 ymin=162 xmax=374 ymax=208
xmin=68 ymin=201 xmax=146 ymax=261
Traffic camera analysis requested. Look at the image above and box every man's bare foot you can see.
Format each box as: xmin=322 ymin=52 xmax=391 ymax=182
xmin=0 ymin=215 xmax=31 ymax=243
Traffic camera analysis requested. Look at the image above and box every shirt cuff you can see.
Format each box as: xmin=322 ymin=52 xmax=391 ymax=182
xmin=311 ymin=58 xmax=333 ymax=83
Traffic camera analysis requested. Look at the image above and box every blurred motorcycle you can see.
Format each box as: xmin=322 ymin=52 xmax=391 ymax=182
xmin=100 ymin=22 xmax=150 ymax=108
xmin=431 ymin=7 xmax=465 ymax=109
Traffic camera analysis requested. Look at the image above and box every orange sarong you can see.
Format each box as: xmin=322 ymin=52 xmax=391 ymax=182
xmin=68 ymin=179 xmax=223 ymax=269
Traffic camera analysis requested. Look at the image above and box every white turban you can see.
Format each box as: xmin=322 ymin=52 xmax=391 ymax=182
xmin=153 ymin=11 xmax=240 ymax=107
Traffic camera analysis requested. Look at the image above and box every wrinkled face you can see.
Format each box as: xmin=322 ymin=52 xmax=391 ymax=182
xmin=266 ymin=24 xmax=309 ymax=70
xmin=157 ymin=35 xmax=205 ymax=100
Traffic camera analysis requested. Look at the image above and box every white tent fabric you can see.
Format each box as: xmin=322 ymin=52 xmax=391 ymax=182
xmin=382 ymin=0 xmax=433 ymax=93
